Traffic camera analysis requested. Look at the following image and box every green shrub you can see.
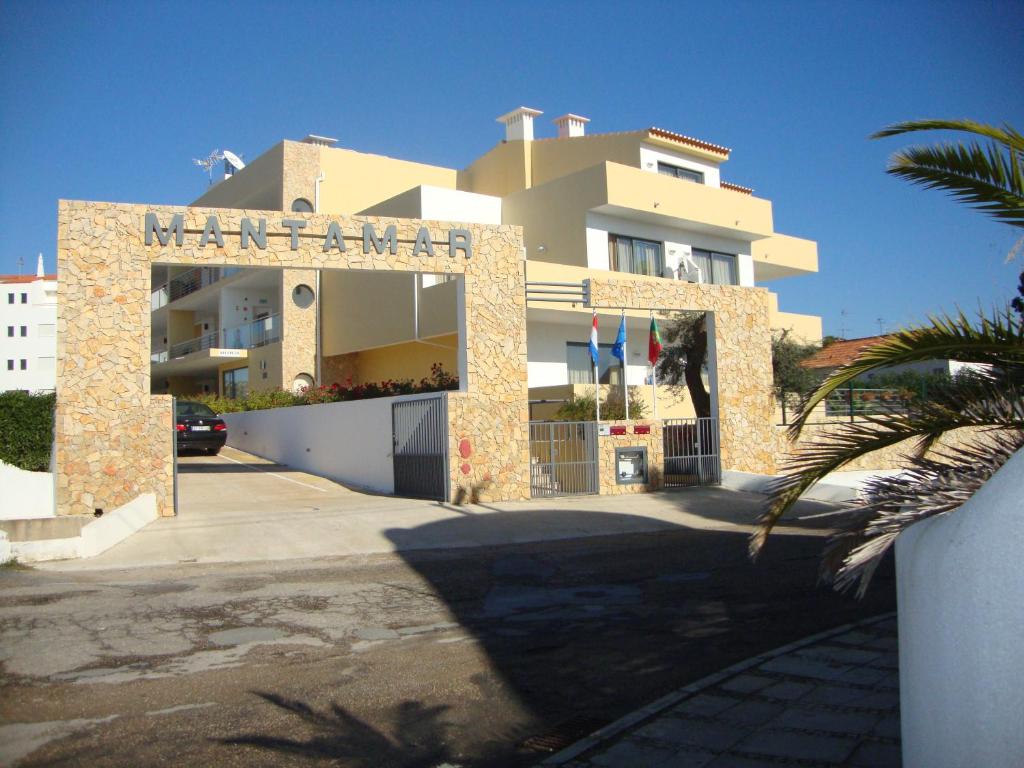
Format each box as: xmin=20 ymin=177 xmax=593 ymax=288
xmin=553 ymin=387 xmax=648 ymax=421
xmin=0 ymin=391 xmax=55 ymax=471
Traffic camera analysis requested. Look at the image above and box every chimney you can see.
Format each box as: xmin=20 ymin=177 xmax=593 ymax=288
xmin=496 ymin=107 xmax=543 ymax=141
xmin=553 ymin=114 xmax=590 ymax=138
xmin=302 ymin=134 xmax=338 ymax=147
xmin=36 ymin=253 xmax=44 ymax=278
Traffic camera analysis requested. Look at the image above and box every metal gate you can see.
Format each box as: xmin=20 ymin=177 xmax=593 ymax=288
xmin=663 ymin=417 xmax=721 ymax=487
xmin=529 ymin=421 xmax=598 ymax=497
xmin=392 ymin=395 xmax=449 ymax=501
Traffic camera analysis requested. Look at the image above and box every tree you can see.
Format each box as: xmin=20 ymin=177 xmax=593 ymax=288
xmin=771 ymin=330 xmax=821 ymax=421
xmin=655 ymin=311 xmax=711 ymax=417
xmin=752 ymin=119 xmax=1024 ymax=596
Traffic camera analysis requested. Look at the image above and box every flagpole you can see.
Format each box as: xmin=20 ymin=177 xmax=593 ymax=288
xmin=621 ymin=310 xmax=629 ymax=421
xmin=591 ymin=310 xmax=601 ymax=422
xmin=594 ymin=361 xmax=601 ymax=422
xmin=651 ymin=312 xmax=657 ymax=419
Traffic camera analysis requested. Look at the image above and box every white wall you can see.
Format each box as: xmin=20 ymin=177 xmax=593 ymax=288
xmin=0 ymin=460 xmax=54 ymax=519
xmin=585 ymin=212 xmax=754 ymax=286
xmin=0 ymin=276 xmax=58 ymax=392
xmin=222 ymin=392 xmax=445 ymax=494
xmin=638 ymin=146 xmax=721 ymax=187
xmin=527 ymin=316 xmax=650 ymax=388
xmin=420 ymin=186 xmax=502 ymax=224
xmin=896 ymin=447 xmax=1024 ymax=768
xmin=218 ymin=286 xmax=277 ymax=338
xmin=362 ymin=185 xmax=502 ymax=225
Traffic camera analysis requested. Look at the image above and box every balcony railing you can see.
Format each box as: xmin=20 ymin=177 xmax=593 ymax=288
xmin=166 ymin=313 xmax=281 ymax=360
xmin=164 ymin=266 xmax=242 ymax=303
xmin=221 ymin=313 xmax=281 ymax=350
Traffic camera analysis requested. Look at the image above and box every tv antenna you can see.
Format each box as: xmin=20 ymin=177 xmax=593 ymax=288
xmin=193 ymin=149 xmax=225 ymax=185
xmin=876 ymin=317 xmax=887 ymax=335
xmin=838 ymin=309 xmax=850 ymax=339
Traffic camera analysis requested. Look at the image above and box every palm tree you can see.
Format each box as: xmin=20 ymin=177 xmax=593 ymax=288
xmin=751 ymin=119 xmax=1024 ymax=596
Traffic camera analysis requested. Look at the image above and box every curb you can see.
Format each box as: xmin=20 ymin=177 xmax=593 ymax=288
xmin=538 ymin=612 xmax=897 ymax=766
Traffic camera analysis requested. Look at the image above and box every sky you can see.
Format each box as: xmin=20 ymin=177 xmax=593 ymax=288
xmin=1 ymin=0 xmax=1021 ymax=339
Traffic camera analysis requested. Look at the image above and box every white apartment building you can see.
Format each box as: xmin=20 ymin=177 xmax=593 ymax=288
xmin=1 ymin=255 xmax=58 ymax=393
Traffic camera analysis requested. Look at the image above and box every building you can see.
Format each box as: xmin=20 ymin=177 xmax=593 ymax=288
xmin=151 ymin=108 xmax=821 ymax=420
xmin=51 ymin=107 xmax=823 ymax=517
xmin=0 ymin=255 xmax=57 ymax=393
xmin=801 ymin=334 xmax=988 ymax=380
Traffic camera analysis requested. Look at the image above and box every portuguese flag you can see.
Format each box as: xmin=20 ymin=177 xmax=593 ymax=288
xmin=648 ymin=316 xmax=663 ymax=366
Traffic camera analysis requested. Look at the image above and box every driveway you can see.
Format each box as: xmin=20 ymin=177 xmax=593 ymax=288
xmin=40 ymin=446 xmax=842 ymax=573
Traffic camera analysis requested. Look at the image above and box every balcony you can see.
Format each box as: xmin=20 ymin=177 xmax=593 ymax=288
xmin=752 ymin=234 xmax=818 ymax=280
xmin=168 ymin=314 xmax=281 ymax=359
xmin=598 ymin=162 xmax=774 ymax=240
xmin=152 ymin=266 xmax=243 ymax=310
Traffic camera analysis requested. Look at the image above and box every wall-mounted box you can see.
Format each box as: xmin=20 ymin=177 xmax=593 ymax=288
xmin=609 ymin=425 xmax=627 ymax=436
xmin=598 ymin=424 xmax=611 ymax=436
xmin=615 ymin=446 xmax=648 ymax=484
xmin=633 ymin=424 xmax=651 ymax=435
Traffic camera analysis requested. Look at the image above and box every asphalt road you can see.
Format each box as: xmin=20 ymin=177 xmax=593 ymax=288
xmin=0 ymin=522 xmax=895 ymax=767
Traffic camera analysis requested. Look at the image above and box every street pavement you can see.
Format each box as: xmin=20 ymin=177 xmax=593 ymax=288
xmin=542 ymin=614 xmax=900 ymax=767
xmin=2 ymin=450 xmax=898 ymax=767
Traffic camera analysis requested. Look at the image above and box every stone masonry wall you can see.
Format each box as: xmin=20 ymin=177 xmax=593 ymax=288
xmin=586 ymin=278 xmax=776 ymax=475
xmin=56 ymin=201 xmax=530 ymax=515
xmin=281 ymin=269 xmax=318 ymax=389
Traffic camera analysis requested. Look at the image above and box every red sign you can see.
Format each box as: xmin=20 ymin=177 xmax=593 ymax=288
xmin=633 ymin=425 xmax=651 ymax=435
xmin=609 ymin=425 xmax=627 ymax=436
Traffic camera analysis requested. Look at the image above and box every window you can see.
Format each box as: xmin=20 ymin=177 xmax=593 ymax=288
xmin=20 ymin=293 xmax=27 ymax=304
xmin=20 ymin=359 xmax=27 ymax=370
xmin=20 ymin=326 xmax=27 ymax=337
xmin=6 ymin=293 xmax=12 ymax=304
xmin=6 ymin=326 xmax=12 ymax=337
xmin=657 ymin=161 xmax=705 ymax=184
xmin=6 ymin=360 xmax=12 ymax=371
xmin=609 ymin=234 xmax=664 ymax=277
xmin=567 ymin=342 xmax=623 ymax=385
xmin=691 ymin=248 xmax=738 ymax=285
xmin=222 ymin=366 xmax=249 ymax=399
xmin=291 ymin=197 xmax=314 ymax=213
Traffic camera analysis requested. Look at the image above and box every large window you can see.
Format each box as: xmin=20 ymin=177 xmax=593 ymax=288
xmin=222 ymin=366 xmax=249 ymax=399
xmin=691 ymin=248 xmax=738 ymax=285
xmin=657 ymin=161 xmax=705 ymax=184
xmin=567 ymin=342 xmax=623 ymax=385
xmin=609 ymin=234 xmax=664 ymax=277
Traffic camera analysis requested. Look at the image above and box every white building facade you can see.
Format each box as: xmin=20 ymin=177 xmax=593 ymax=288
xmin=0 ymin=255 xmax=58 ymax=392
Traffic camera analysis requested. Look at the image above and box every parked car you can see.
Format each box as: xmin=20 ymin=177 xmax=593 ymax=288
xmin=175 ymin=401 xmax=227 ymax=455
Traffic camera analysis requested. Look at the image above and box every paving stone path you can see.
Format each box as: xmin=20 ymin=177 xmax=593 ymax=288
xmin=543 ymin=614 xmax=900 ymax=768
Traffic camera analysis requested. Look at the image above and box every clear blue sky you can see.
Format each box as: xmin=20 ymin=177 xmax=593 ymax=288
xmin=1 ymin=0 xmax=1021 ymax=338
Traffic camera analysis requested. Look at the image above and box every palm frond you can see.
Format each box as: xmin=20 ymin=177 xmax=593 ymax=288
xmin=820 ymin=435 xmax=1024 ymax=598
xmin=871 ymin=119 xmax=1024 ymax=152
xmin=871 ymin=119 xmax=1024 ymax=228
xmin=792 ymin=307 xmax=1024 ymax=439
xmin=754 ymin=378 xmax=1024 ymax=557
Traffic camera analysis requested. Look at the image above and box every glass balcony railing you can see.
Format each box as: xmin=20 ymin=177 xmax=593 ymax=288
xmin=166 ymin=314 xmax=281 ymax=360
xmin=221 ymin=313 xmax=281 ymax=350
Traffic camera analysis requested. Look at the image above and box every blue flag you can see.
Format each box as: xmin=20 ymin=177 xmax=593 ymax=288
xmin=611 ymin=315 xmax=627 ymax=362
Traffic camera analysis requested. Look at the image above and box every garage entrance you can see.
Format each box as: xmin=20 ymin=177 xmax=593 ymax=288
xmin=392 ymin=395 xmax=449 ymax=501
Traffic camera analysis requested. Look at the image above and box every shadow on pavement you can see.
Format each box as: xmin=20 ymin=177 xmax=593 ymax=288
xmin=221 ymin=507 xmax=895 ymax=767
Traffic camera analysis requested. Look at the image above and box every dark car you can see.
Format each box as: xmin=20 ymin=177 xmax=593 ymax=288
xmin=175 ymin=401 xmax=227 ymax=455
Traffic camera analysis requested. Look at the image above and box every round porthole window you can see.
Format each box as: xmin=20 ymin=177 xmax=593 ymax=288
xmin=291 ymin=197 xmax=314 ymax=213
xmin=292 ymin=284 xmax=315 ymax=309
xmin=292 ymin=373 xmax=314 ymax=394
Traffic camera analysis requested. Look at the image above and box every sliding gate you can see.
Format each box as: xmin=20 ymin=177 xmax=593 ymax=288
xmin=392 ymin=395 xmax=449 ymax=501
xmin=529 ymin=421 xmax=598 ymax=498
xmin=663 ymin=417 xmax=721 ymax=487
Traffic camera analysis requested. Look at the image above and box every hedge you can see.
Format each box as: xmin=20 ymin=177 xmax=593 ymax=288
xmin=0 ymin=391 xmax=55 ymax=471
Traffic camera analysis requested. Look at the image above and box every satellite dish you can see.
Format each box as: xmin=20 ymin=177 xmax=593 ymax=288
xmin=223 ymin=150 xmax=245 ymax=173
